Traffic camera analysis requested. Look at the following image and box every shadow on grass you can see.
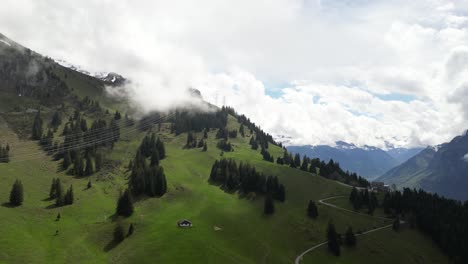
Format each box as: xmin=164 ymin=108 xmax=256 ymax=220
xmin=1 ymin=202 xmax=17 ymax=208
xmin=104 ymin=239 xmax=121 ymax=252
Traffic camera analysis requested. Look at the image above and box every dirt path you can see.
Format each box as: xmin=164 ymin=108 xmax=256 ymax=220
xmin=294 ymin=196 xmax=396 ymax=264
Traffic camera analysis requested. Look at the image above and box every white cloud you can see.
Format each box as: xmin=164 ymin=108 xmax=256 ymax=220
xmin=1 ymin=0 xmax=468 ymax=148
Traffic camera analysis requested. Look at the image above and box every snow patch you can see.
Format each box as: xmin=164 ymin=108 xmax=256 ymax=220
xmin=463 ymin=153 xmax=468 ymax=162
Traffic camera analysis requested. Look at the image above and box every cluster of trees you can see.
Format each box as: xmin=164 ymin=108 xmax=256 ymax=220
xmin=49 ymin=178 xmax=74 ymax=206
xmin=63 ymin=149 xmax=102 ymax=176
xmin=185 ymin=131 xmax=207 ymax=151
xmin=50 ymin=111 xmax=62 ymax=129
xmin=260 ymin=148 xmax=274 ymax=162
xmin=32 ymin=111 xmax=44 ymax=140
xmin=128 ymin=133 xmax=167 ymax=197
xmin=216 ymin=139 xmax=233 ymax=152
xmin=278 ymin=149 xmax=369 ymax=188
xmin=33 ymin=110 xmax=120 ymax=178
xmin=383 ymin=188 xmax=468 ymax=262
xmin=9 ymin=179 xmax=23 ymax=206
xmin=349 ymin=187 xmax=378 ymax=214
xmin=0 ymin=144 xmax=10 ymax=163
xmin=170 ymin=109 xmax=228 ymax=135
xmin=209 ymin=159 xmax=286 ymax=202
xmin=326 ymin=222 xmax=357 ymax=257
xmin=78 ymin=96 xmax=103 ymax=113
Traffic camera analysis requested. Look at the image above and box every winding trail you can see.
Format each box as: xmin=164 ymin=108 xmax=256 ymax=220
xmin=294 ymin=196 xmax=394 ymax=264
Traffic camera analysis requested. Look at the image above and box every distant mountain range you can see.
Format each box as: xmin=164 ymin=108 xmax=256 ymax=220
xmin=377 ymin=132 xmax=468 ymax=201
xmin=288 ymin=141 xmax=423 ymax=180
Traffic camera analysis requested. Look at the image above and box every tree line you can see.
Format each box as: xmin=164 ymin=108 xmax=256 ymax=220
xmin=349 ymin=187 xmax=378 ymax=214
xmin=127 ymin=132 xmax=167 ymax=197
xmin=0 ymin=144 xmax=10 ymax=163
xmin=382 ymin=188 xmax=468 ymax=263
xmin=278 ymin=149 xmax=369 ymax=188
xmin=209 ymin=158 xmax=286 ymax=202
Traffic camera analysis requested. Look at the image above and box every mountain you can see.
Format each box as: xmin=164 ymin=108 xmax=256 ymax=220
xmin=0 ymin=32 xmax=451 ymax=263
xmin=378 ymin=132 xmax=468 ymax=201
xmin=288 ymin=141 xmax=401 ymax=179
xmin=386 ymin=147 xmax=424 ymax=163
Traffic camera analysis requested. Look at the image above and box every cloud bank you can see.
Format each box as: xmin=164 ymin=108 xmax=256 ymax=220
xmin=2 ymin=0 xmax=468 ymax=148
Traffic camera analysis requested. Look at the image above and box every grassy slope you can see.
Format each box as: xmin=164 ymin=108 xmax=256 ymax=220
xmin=303 ymin=228 xmax=448 ymax=264
xmin=0 ymin=114 xmax=449 ymax=263
xmin=0 ymin=70 xmax=449 ymax=263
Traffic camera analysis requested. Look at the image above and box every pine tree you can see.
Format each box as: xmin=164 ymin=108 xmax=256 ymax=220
xmin=9 ymin=179 xmax=24 ymax=206
xmin=368 ymin=192 xmax=378 ymax=215
xmin=150 ymin=150 xmax=159 ymax=166
xmin=239 ymin=124 xmax=245 ymax=137
xmin=264 ymin=195 xmax=275 ymax=215
xmin=345 ymin=226 xmax=356 ymax=246
xmin=203 ymin=128 xmax=208 ymax=139
xmin=63 ymin=151 xmax=72 ymax=170
xmin=307 ymin=200 xmax=319 ymax=219
xmin=95 ymin=152 xmax=103 ymax=172
xmin=32 ymin=111 xmax=43 ymax=140
xmin=327 ymin=222 xmax=340 ymax=256
xmin=55 ymin=179 xmax=64 ymax=206
xmin=50 ymin=111 xmax=62 ymax=128
xmin=277 ymin=184 xmax=286 ymax=202
xmin=85 ymin=156 xmax=94 ymax=176
xmin=87 ymin=180 xmax=92 ymax=189
xmin=64 ymin=185 xmax=74 ymax=205
xmin=156 ymin=137 xmax=166 ymax=159
xmin=116 ymin=189 xmax=134 ymax=217
xmin=202 ymin=142 xmax=207 ymax=152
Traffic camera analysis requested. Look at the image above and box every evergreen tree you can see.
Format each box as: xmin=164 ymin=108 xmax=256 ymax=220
xmin=49 ymin=178 xmax=58 ymax=199
xmin=293 ymin=153 xmax=301 ymax=168
xmin=368 ymin=192 xmax=378 ymax=215
xmin=327 ymin=222 xmax=340 ymax=256
xmin=345 ymin=226 xmax=356 ymax=247
xmin=32 ymin=111 xmax=43 ymax=140
xmin=9 ymin=179 xmax=24 ymax=206
xmin=156 ymin=137 xmax=166 ymax=159
xmin=116 ymin=189 xmax=134 ymax=217
xmin=307 ymin=200 xmax=319 ymax=219
xmin=277 ymin=184 xmax=286 ymax=202
xmin=202 ymin=142 xmax=207 ymax=152
xmin=64 ymin=185 xmax=74 ymax=205
xmin=203 ymin=128 xmax=208 ymax=139
xmin=87 ymin=180 xmax=92 ymax=189
xmin=50 ymin=111 xmax=62 ymax=128
xmin=63 ymin=151 xmax=72 ymax=170
xmin=264 ymin=195 xmax=275 ymax=215
xmin=85 ymin=156 xmax=94 ymax=176
xmin=150 ymin=150 xmax=160 ymax=166
xmin=239 ymin=124 xmax=245 ymax=137
xmin=55 ymin=179 xmax=64 ymax=206
xmin=95 ymin=152 xmax=103 ymax=172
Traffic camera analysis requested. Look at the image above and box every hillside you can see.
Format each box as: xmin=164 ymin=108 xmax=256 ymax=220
xmin=288 ymin=142 xmax=400 ymax=179
xmin=378 ymin=132 xmax=468 ymax=201
xmin=0 ymin=33 xmax=450 ymax=263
